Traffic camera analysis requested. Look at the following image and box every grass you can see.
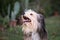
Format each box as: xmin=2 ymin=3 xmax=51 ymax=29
xmin=0 ymin=26 xmax=23 ymax=40
xmin=45 ymin=16 xmax=60 ymax=40
xmin=0 ymin=16 xmax=60 ymax=40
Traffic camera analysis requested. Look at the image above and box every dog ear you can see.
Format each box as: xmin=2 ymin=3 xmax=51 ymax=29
xmin=37 ymin=14 xmax=46 ymax=31
xmin=37 ymin=14 xmax=47 ymax=38
xmin=37 ymin=14 xmax=45 ymax=26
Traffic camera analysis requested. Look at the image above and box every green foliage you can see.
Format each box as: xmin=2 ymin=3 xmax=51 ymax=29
xmin=0 ymin=0 xmax=20 ymax=17
xmin=39 ymin=0 xmax=60 ymax=17
xmin=44 ymin=4 xmax=53 ymax=17
xmin=0 ymin=16 xmax=9 ymax=28
xmin=51 ymin=0 xmax=60 ymax=9
xmin=0 ymin=26 xmax=23 ymax=40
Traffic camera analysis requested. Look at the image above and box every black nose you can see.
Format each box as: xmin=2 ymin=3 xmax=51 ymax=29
xmin=23 ymin=16 xmax=27 ymax=20
xmin=23 ymin=15 xmax=24 ymax=17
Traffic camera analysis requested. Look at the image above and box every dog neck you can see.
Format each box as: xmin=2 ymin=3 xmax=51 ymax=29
xmin=23 ymin=32 xmax=41 ymax=40
xmin=32 ymin=32 xmax=41 ymax=40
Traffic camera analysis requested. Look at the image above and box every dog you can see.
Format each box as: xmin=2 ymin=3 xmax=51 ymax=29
xmin=18 ymin=9 xmax=48 ymax=40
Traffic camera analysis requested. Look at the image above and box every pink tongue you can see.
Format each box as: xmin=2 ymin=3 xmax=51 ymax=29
xmin=23 ymin=20 xmax=30 ymax=22
xmin=23 ymin=19 xmax=31 ymax=22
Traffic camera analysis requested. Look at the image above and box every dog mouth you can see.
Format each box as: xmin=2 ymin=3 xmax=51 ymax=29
xmin=23 ymin=16 xmax=31 ymax=22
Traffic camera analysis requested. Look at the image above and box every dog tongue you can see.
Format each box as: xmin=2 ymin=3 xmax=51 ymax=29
xmin=24 ymin=20 xmax=29 ymax=22
xmin=23 ymin=20 xmax=31 ymax=22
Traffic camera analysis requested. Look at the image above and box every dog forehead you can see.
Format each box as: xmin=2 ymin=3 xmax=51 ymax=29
xmin=25 ymin=9 xmax=37 ymax=15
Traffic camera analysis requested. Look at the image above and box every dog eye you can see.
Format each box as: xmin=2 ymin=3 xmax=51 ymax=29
xmin=30 ymin=13 xmax=33 ymax=15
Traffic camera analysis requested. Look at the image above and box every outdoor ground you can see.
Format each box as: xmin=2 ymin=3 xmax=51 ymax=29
xmin=45 ymin=16 xmax=60 ymax=40
xmin=0 ymin=16 xmax=60 ymax=40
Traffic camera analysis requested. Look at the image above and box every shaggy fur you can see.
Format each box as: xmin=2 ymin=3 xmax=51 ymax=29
xmin=19 ymin=9 xmax=48 ymax=40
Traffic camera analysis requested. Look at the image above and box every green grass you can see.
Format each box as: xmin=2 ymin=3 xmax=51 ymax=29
xmin=0 ymin=16 xmax=60 ymax=40
xmin=0 ymin=27 xmax=23 ymax=40
xmin=45 ymin=16 xmax=60 ymax=40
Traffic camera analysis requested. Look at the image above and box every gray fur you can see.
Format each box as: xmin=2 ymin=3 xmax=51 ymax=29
xmin=37 ymin=14 xmax=48 ymax=40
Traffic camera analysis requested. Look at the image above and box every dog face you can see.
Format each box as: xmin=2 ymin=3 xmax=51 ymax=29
xmin=22 ymin=9 xmax=38 ymax=23
xmin=21 ymin=9 xmax=44 ymax=35
xmin=17 ymin=9 xmax=48 ymax=40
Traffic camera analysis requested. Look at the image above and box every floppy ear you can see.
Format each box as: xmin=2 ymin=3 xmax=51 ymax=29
xmin=37 ymin=14 xmax=47 ymax=38
xmin=37 ymin=14 xmax=46 ymax=32
xmin=37 ymin=14 xmax=45 ymax=28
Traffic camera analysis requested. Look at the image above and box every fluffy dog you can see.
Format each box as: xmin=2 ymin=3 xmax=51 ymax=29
xmin=19 ymin=9 xmax=48 ymax=40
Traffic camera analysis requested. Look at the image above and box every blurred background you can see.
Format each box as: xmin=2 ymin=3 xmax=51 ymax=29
xmin=0 ymin=0 xmax=60 ymax=40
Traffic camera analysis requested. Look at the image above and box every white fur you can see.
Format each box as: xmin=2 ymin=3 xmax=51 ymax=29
xmin=21 ymin=9 xmax=47 ymax=40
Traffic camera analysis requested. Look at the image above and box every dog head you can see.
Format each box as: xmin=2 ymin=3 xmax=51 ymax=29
xmin=22 ymin=9 xmax=38 ymax=23
xmin=20 ymin=9 xmax=45 ymax=34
